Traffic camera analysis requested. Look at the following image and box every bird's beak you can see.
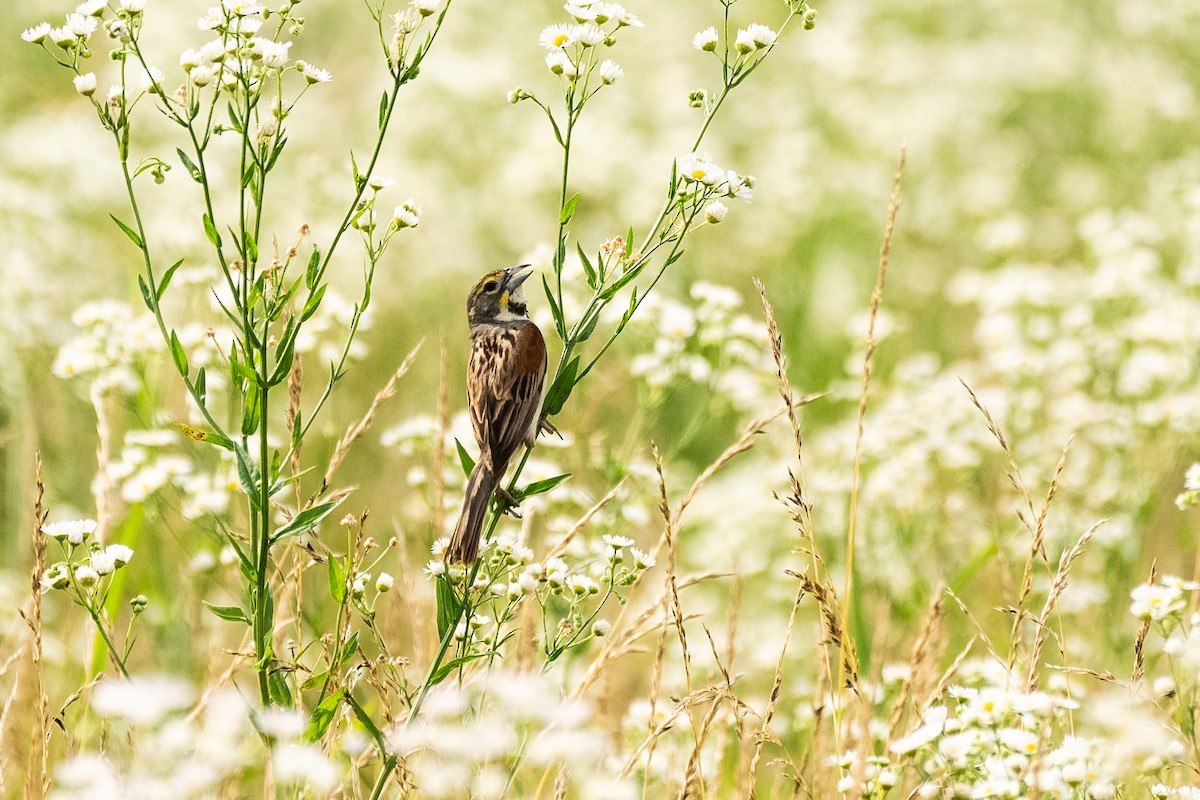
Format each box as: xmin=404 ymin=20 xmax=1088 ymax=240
xmin=505 ymin=265 xmax=535 ymax=291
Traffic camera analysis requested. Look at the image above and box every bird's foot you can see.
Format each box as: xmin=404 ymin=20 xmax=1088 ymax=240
xmin=539 ymin=418 xmax=562 ymax=439
xmin=495 ymin=486 xmax=522 ymax=518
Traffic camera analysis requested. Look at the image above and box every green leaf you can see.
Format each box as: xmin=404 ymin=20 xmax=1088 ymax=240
xmin=268 ymin=671 xmax=293 ymax=707
xmin=541 ymin=275 xmax=566 ymax=341
xmin=265 ymin=137 xmax=287 ymax=171
xmin=168 ymin=331 xmax=189 ymax=377
xmin=203 ymin=602 xmax=249 ymax=625
xmin=454 ymin=439 xmax=476 ymax=477
xmin=110 ymin=214 xmax=143 ymax=248
xmin=241 ymin=162 xmax=257 ymax=190
xmin=430 ymin=653 xmax=490 ymax=686
xmin=560 ymin=192 xmax=580 ymax=225
xmin=176 ymin=148 xmax=202 ymax=182
xmin=378 ymin=90 xmax=389 ymax=129
xmin=435 ymin=577 xmax=460 ymax=642
xmin=226 ymin=103 xmax=241 ymax=132
xmin=241 ymin=385 xmax=261 ymax=436
xmin=345 ymin=693 xmax=388 ymax=753
xmin=301 ymin=284 xmax=327 ymax=323
xmin=542 ymin=356 xmax=579 ymax=417
xmin=203 ymin=213 xmax=222 ymax=249
xmin=576 ymin=311 xmax=600 ymax=343
xmin=271 ymin=497 xmax=346 ymax=544
xmin=229 ymin=354 xmax=260 ymax=389
xmin=196 ymin=367 xmax=207 ymax=406
xmin=599 ymin=261 xmax=647 ymax=301
xmin=172 ymin=421 xmax=234 ymax=451
xmin=245 ymin=232 xmax=258 ymax=264
xmin=517 ymin=473 xmax=571 ymax=500
xmin=234 ymin=444 xmax=261 ymax=511
xmin=341 ymin=631 xmax=360 ymax=667
xmin=328 ymin=556 xmax=347 ymax=605
xmin=136 ymin=274 xmax=154 ymax=312
xmin=305 ymin=248 xmax=321 ymax=290
xmin=157 ymin=258 xmax=185 ymax=300
xmin=268 ymin=320 xmax=297 ymax=386
xmin=301 ymin=670 xmax=329 ymax=691
xmin=304 ymin=689 xmax=344 ymax=743
xmin=577 ymin=243 xmax=597 ymax=289
xmin=349 ymin=149 xmax=361 ymax=188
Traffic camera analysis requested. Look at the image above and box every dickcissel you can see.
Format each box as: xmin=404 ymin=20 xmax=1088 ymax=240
xmin=446 ymin=265 xmax=548 ymax=564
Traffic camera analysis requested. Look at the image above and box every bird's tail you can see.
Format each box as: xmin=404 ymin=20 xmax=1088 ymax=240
xmin=446 ymin=462 xmax=496 ymax=564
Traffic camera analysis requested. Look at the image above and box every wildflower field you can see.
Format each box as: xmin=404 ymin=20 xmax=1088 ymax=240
xmin=3 ymin=0 xmax=1200 ymax=796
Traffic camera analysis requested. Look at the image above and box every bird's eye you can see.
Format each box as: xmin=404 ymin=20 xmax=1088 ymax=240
xmin=482 ymin=280 xmax=498 ymax=292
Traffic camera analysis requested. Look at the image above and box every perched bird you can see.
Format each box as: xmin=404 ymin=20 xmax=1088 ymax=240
xmin=446 ymin=265 xmax=547 ymax=564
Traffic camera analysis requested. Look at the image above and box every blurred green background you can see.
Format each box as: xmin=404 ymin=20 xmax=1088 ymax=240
xmin=3 ymin=0 xmax=1200 ymax=672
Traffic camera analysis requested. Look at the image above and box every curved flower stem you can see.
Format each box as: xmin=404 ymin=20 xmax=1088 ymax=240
xmin=86 ymin=604 xmax=130 ymax=679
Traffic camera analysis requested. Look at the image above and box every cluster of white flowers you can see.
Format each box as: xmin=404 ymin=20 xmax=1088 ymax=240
xmin=877 ymin=662 xmax=1134 ymax=799
xmin=804 ymin=202 xmax=1200 ymax=603
xmin=393 ymin=670 xmax=634 ymax=798
xmin=428 ymin=529 xmax=652 ymax=661
xmin=49 ymin=677 xmax=341 ymax=799
xmin=40 ymin=518 xmax=135 ymax=595
xmin=529 ymin=1 xmax=640 ymax=85
xmin=52 ymin=300 xmax=160 ymax=393
xmin=626 ymin=281 xmax=775 ymax=412
xmin=1130 ymin=575 xmax=1198 ymax=624
xmin=105 ymin=428 xmax=237 ymax=518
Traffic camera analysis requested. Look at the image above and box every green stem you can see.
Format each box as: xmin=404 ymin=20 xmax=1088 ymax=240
xmin=87 ymin=604 xmax=130 ymax=678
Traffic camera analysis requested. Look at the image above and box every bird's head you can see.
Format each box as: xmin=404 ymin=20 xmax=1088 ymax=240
xmin=467 ymin=265 xmax=535 ymax=325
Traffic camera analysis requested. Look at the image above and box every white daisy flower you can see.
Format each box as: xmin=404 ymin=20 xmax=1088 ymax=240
xmin=692 ymin=26 xmax=718 ymax=51
xmin=704 ymin=201 xmax=728 ymax=224
xmin=598 ymin=59 xmax=623 ymax=84
xmin=21 ymin=23 xmax=52 ymax=43
xmin=540 ymin=23 xmax=578 ymax=50
xmin=73 ymin=72 xmax=98 ymax=96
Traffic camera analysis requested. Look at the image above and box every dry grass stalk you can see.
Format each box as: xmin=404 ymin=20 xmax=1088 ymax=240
xmin=575 ymin=410 xmax=782 ymax=700
xmin=885 ymin=583 xmax=945 ymax=745
xmin=944 ymin=588 xmax=1006 ymax=670
xmin=674 ymin=406 xmax=786 ymax=524
xmin=89 ymin=384 xmax=112 ymax=541
xmin=574 ymin=571 xmax=729 ymax=697
xmin=959 ymin=378 xmax=1038 ymax=524
xmin=1024 ymin=519 xmax=1103 ymax=691
xmin=960 ymin=378 xmax=1051 ymax=680
xmin=286 ymin=350 xmax=304 ymax=507
xmin=1132 ymin=561 xmax=1157 ymax=690
xmin=678 ymin=628 xmax=737 ymax=799
xmin=756 ymin=279 xmax=845 ymax=667
xmin=746 ymin=583 xmax=807 ymax=799
xmin=787 ymin=571 xmax=856 ymax=688
xmin=841 ymin=148 xmax=905 ymax=702
xmin=919 ymin=635 xmax=977 ymax=717
xmin=24 ymin=451 xmax=49 ymax=800
xmin=652 ymin=446 xmax=704 ymax=776
xmin=319 ymin=341 xmax=422 ymax=496
xmin=622 ymin=684 xmax=735 ymax=779
xmin=642 ymin=444 xmax=678 ymax=791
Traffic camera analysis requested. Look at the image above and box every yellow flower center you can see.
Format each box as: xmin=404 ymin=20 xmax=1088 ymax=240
xmin=553 ymin=34 xmax=570 ymax=46
xmin=691 ymin=169 xmax=707 ymax=179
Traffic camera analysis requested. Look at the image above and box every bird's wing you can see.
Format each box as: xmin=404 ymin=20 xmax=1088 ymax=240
xmin=468 ymin=323 xmax=547 ymax=470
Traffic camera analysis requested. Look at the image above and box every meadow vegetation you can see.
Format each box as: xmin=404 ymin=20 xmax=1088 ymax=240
xmin=2 ymin=0 xmax=1200 ymax=797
